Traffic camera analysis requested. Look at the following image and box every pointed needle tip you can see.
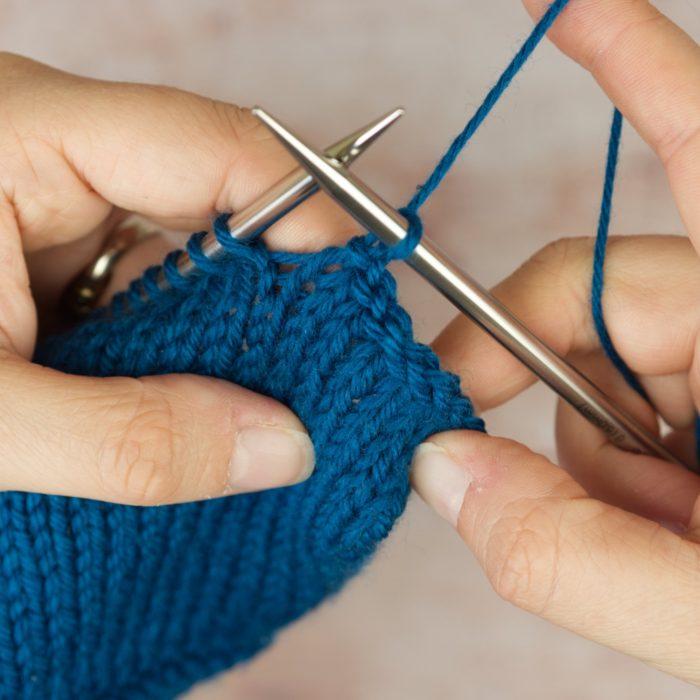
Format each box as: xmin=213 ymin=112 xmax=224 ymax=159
xmin=252 ymin=105 xmax=405 ymax=166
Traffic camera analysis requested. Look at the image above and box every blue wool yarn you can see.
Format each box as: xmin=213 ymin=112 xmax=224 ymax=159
xmin=591 ymin=109 xmax=649 ymax=398
xmin=2 ymin=2 xmax=577 ymax=698
xmin=28 ymin=226 xmax=482 ymax=699
xmin=590 ymin=109 xmax=700 ymax=461
xmin=406 ymin=0 xmax=572 ymax=214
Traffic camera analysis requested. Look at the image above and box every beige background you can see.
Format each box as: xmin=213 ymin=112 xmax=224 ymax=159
xmin=2 ymin=1 xmax=699 ymax=697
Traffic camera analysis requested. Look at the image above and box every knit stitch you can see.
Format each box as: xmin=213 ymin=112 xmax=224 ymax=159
xmin=23 ymin=225 xmax=481 ymax=699
xmin=1 ymin=2 xmax=578 ymax=697
xmin=27 ymin=219 xmax=482 ymax=697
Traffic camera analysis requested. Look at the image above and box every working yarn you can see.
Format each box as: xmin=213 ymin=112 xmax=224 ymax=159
xmin=591 ymin=109 xmax=648 ymax=397
xmin=591 ymin=111 xmax=700 ymax=455
xmin=0 ymin=2 xmax=585 ymax=698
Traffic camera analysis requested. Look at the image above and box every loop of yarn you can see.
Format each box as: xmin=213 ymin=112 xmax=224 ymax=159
xmin=185 ymin=229 xmax=223 ymax=275
xmin=162 ymin=249 xmax=191 ymax=291
xmin=384 ymin=206 xmax=424 ymax=261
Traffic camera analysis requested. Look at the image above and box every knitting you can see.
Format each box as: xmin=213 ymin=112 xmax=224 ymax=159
xmin=0 ymin=2 xmax=603 ymax=698
xmin=26 ymin=226 xmax=482 ymax=699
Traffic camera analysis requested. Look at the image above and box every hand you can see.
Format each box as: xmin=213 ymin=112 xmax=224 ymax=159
xmin=0 ymin=53 xmax=357 ymax=505
xmin=412 ymin=0 xmax=700 ymax=685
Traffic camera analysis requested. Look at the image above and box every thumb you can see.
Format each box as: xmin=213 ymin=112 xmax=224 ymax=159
xmin=0 ymin=354 xmax=314 ymax=504
xmin=411 ymin=430 xmax=700 ymax=683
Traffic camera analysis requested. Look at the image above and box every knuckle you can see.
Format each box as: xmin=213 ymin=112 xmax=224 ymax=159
xmin=518 ymin=236 xmax=595 ymax=343
xmin=484 ymin=499 xmax=564 ymax=614
xmin=661 ymin=123 xmax=700 ymax=173
xmin=97 ymin=380 xmax=185 ymax=505
xmin=529 ymin=236 xmax=592 ymax=274
xmin=210 ymin=101 xmax=270 ymax=148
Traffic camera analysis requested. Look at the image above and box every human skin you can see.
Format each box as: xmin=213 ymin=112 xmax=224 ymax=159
xmin=0 ymin=52 xmax=370 ymax=504
xmin=1 ymin=0 xmax=699 ymax=686
xmin=412 ymin=0 xmax=700 ymax=685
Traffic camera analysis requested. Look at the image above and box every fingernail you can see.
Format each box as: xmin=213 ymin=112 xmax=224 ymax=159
xmin=229 ymin=425 xmax=315 ymax=492
xmin=411 ymin=442 xmax=472 ymax=527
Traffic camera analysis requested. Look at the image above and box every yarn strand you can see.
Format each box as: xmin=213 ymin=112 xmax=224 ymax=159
xmin=405 ymin=0 xmax=571 ymax=214
xmin=591 ymin=109 xmax=700 ymax=462
xmin=590 ymin=108 xmax=648 ymax=398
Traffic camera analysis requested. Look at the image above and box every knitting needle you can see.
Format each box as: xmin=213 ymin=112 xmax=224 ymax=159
xmin=164 ymin=107 xmax=404 ymax=286
xmin=253 ymin=106 xmax=691 ymax=470
xmin=64 ymin=109 xmax=404 ymax=315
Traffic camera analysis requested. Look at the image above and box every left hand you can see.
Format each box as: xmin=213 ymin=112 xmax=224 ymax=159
xmin=0 ymin=53 xmax=360 ymax=504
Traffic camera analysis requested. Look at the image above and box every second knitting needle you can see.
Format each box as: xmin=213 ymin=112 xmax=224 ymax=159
xmin=253 ymin=106 xmax=690 ymax=471
xmin=163 ymin=107 xmax=404 ymax=286
xmin=65 ymin=109 xmax=404 ymax=314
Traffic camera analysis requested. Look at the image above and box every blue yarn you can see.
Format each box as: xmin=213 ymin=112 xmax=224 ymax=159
xmin=29 ymin=231 xmax=483 ymax=699
xmin=1 ymin=2 xmax=577 ymax=697
xmin=591 ymin=109 xmax=648 ymax=398
xmin=384 ymin=206 xmax=424 ymax=260
xmin=591 ymin=110 xmax=700 ymax=464
xmin=390 ymin=0 xmax=570 ymax=257
xmin=405 ymin=0 xmax=571 ymax=214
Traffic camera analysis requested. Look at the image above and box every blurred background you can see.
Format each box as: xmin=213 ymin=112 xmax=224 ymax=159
xmin=2 ymin=1 xmax=698 ymax=697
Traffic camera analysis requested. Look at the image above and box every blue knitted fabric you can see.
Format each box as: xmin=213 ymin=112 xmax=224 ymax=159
xmin=1 ymin=2 xmax=576 ymax=698
xmin=24 ymin=227 xmax=482 ymax=699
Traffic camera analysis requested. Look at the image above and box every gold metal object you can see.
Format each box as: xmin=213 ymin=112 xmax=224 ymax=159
xmin=62 ymin=217 xmax=156 ymax=318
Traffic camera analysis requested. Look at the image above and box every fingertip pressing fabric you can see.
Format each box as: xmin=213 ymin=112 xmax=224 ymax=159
xmin=0 ymin=1 xmax=581 ymax=697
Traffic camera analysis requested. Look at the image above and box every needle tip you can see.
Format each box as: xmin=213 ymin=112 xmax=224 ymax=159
xmin=327 ymin=106 xmax=405 ymax=164
xmin=252 ymin=105 xmax=405 ymax=166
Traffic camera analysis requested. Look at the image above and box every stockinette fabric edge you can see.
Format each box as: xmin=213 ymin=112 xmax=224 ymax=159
xmin=15 ymin=224 xmax=483 ymax=699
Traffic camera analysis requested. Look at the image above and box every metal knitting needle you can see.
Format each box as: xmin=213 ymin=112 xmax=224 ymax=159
xmin=253 ymin=106 xmax=690 ymax=470
xmin=64 ymin=110 xmax=403 ymax=315
xmin=163 ymin=107 xmax=404 ymax=287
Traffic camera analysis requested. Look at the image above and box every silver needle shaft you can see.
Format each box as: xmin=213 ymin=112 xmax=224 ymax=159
xmin=253 ymin=105 xmax=689 ymax=470
xmin=161 ymin=108 xmax=404 ymax=287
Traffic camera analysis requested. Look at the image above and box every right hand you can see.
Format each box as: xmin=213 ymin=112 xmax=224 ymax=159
xmin=412 ymin=0 xmax=700 ymax=684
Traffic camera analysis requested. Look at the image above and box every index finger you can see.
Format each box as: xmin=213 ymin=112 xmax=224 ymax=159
xmin=522 ymin=0 xmax=700 ymax=244
xmin=433 ymin=235 xmax=700 ymax=412
xmin=1 ymin=53 xmax=358 ymax=253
